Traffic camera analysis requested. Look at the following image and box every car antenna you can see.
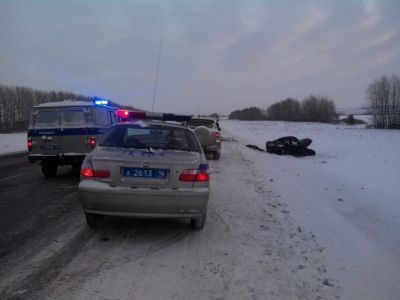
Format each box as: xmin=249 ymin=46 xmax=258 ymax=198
xmin=152 ymin=40 xmax=163 ymax=113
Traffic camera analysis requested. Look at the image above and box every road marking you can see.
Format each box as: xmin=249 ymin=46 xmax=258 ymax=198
xmin=0 ymin=172 xmax=31 ymax=183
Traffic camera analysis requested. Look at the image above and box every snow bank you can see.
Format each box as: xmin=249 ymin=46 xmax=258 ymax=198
xmin=221 ymin=120 xmax=400 ymax=299
xmin=222 ymin=120 xmax=399 ymax=203
xmin=0 ymin=133 xmax=27 ymax=155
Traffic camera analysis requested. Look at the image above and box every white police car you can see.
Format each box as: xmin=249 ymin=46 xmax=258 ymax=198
xmin=79 ymin=110 xmax=210 ymax=229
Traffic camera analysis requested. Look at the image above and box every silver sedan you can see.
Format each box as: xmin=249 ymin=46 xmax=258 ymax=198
xmin=79 ymin=121 xmax=210 ymax=229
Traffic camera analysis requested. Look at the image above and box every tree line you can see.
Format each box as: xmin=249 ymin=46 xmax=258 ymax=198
xmin=228 ymin=73 xmax=400 ymax=129
xmin=366 ymin=74 xmax=400 ymax=129
xmin=0 ymin=85 xmax=92 ymax=133
xmin=229 ymin=106 xmax=267 ymax=121
xmin=229 ymin=95 xmax=337 ymax=123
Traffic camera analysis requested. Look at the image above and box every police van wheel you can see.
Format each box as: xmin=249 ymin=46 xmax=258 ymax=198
xmin=41 ymin=161 xmax=58 ymax=178
xmin=71 ymin=163 xmax=82 ymax=175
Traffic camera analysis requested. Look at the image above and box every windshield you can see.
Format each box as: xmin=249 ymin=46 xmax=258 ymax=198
xmin=100 ymin=124 xmax=201 ymax=152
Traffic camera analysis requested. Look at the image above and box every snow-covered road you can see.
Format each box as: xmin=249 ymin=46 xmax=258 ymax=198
xmin=1 ymin=120 xmax=399 ymax=300
xmin=0 ymin=136 xmax=338 ymax=300
xmin=37 ymin=139 xmax=338 ymax=299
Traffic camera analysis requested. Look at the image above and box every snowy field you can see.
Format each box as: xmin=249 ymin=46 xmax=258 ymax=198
xmin=222 ymin=120 xmax=400 ymax=299
xmin=0 ymin=132 xmax=26 ymax=155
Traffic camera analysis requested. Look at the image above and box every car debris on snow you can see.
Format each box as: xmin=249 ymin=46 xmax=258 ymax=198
xmin=266 ymin=136 xmax=315 ymax=156
xmin=246 ymin=136 xmax=316 ymax=156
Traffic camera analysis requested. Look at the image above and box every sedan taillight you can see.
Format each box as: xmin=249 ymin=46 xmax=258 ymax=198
xmin=80 ymin=168 xmax=110 ymax=178
xmin=179 ymin=168 xmax=209 ymax=182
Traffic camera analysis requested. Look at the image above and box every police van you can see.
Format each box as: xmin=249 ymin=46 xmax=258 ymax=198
xmin=28 ymin=99 xmax=118 ymax=177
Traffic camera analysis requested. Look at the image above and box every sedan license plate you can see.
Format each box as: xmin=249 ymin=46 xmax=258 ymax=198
xmin=121 ymin=167 xmax=169 ymax=179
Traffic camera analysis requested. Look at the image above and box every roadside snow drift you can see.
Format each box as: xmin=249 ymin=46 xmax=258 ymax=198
xmin=0 ymin=133 xmax=26 ymax=155
xmin=222 ymin=120 xmax=400 ymax=300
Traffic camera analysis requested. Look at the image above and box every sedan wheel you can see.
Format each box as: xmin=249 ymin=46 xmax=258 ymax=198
xmin=190 ymin=211 xmax=206 ymax=230
xmin=213 ymin=151 xmax=221 ymax=160
xmin=85 ymin=213 xmax=100 ymax=228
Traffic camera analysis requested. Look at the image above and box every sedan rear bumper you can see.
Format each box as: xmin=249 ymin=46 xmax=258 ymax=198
xmin=79 ymin=180 xmax=209 ymax=218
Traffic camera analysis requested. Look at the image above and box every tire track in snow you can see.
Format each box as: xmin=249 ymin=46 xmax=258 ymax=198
xmin=0 ymin=227 xmax=94 ymax=300
xmin=37 ymin=220 xmax=191 ymax=299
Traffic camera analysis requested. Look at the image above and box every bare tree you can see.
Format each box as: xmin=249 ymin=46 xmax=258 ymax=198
xmin=366 ymin=74 xmax=400 ymax=128
xmin=302 ymin=95 xmax=337 ymax=123
xmin=0 ymin=84 xmax=92 ymax=133
xmin=266 ymin=98 xmax=302 ymax=121
xmin=266 ymin=96 xmax=336 ymax=123
xmin=229 ymin=107 xmax=267 ymax=120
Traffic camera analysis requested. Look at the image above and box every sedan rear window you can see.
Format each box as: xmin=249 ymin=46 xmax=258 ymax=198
xmin=100 ymin=124 xmax=201 ymax=152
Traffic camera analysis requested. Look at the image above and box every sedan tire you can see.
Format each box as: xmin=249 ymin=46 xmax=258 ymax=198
xmin=85 ymin=213 xmax=100 ymax=228
xmin=213 ymin=151 xmax=221 ymax=160
xmin=190 ymin=211 xmax=206 ymax=230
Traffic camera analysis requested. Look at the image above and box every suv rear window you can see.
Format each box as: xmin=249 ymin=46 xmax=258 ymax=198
xmin=187 ymin=119 xmax=214 ymax=128
xmin=101 ymin=124 xmax=201 ymax=152
xmin=35 ymin=110 xmax=60 ymax=127
xmin=62 ymin=109 xmax=85 ymax=126
xmin=88 ymin=108 xmax=112 ymax=126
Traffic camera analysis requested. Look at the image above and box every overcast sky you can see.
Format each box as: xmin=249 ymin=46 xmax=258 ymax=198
xmin=0 ymin=0 xmax=399 ymax=114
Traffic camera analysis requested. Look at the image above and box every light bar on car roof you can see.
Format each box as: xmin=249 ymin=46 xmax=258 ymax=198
xmin=94 ymin=100 xmax=109 ymax=106
xmin=92 ymin=96 xmax=111 ymax=106
xmin=116 ymin=110 xmax=192 ymax=122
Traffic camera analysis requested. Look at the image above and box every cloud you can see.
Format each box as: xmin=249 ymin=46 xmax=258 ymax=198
xmin=0 ymin=0 xmax=399 ymax=114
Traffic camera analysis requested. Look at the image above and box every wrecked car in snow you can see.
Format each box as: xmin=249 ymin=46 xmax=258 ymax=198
xmin=266 ymin=136 xmax=315 ymax=156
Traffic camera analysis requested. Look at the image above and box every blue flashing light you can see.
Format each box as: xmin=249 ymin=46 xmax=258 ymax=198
xmin=94 ymin=99 xmax=109 ymax=106
xmin=92 ymin=96 xmax=111 ymax=106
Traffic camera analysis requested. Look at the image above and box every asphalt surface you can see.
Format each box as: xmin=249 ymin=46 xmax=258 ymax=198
xmin=0 ymin=152 xmax=80 ymax=258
